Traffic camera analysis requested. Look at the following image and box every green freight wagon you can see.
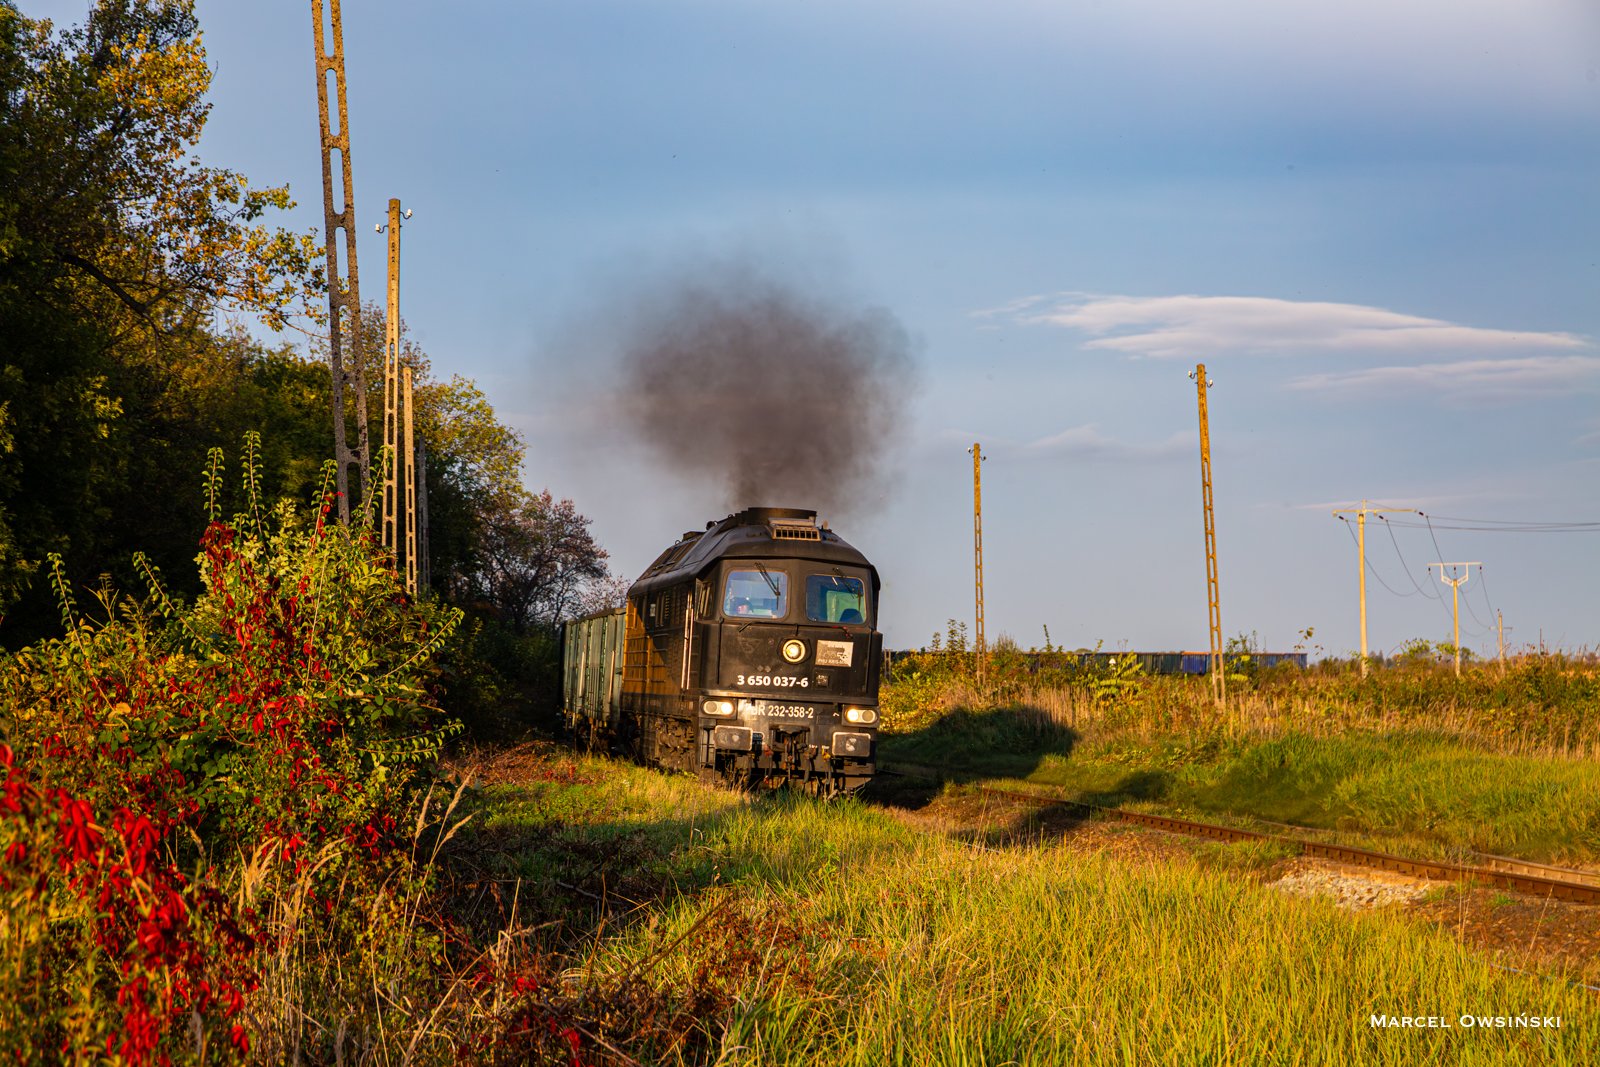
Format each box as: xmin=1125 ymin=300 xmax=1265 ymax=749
xmin=562 ymin=607 xmax=626 ymax=743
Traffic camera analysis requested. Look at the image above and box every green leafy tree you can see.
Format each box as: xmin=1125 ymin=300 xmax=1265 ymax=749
xmin=0 ymin=1 xmax=322 ymax=641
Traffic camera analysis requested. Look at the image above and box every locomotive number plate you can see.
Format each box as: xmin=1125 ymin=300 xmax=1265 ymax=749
xmin=736 ymin=674 xmax=809 ymax=688
xmin=754 ymin=701 xmax=816 ymax=720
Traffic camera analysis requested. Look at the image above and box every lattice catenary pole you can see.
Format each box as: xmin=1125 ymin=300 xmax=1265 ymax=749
xmin=403 ymin=366 xmax=417 ymax=596
xmin=415 ymin=438 xmax=431 ymax=595
xmin=1190 ymin=365 xmax=1223 ymax=707
xmin=311 ymin=0 xmax=369 ymax=525
xmin=970 ymin=442 xmax=986 ymax=680
xmin=380 ymin=198 xmax=405 ymax=568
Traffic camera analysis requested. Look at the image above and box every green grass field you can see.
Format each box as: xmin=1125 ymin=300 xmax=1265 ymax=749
xmin=459 ymin=751 xmax=1600 ymax=1066
xmin=881 ymin=723 xmax=1600 ymax=866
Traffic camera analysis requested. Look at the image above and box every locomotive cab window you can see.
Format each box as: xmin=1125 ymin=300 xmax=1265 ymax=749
xmin=723 ymin=569 xmax=787 ymax=619
xmin=806 ymin=573 xmax=868 ymax=625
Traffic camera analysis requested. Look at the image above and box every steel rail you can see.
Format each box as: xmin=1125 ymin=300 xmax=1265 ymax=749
xmin=979 ymin=786 xmax=1600 ymax=905
xmin=1244 ymin=815 xmax=1600 ymax=888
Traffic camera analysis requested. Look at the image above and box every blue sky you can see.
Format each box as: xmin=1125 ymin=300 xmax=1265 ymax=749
xmin=31 ymin=0 xmax=1600 ymax=654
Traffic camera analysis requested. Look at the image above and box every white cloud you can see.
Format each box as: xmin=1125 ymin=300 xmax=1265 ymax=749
xmin=1285 ymin=356 xmax=1600 ymax=404
xmin=941 ymin=424 xmax=1193 ymax=463
xmin=988 ymin=293 xmax=1588 ymax=360
xmin=1290 ymin=495 xmax=1486 ymax=512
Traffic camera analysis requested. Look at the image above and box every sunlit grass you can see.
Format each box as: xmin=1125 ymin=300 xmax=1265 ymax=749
xmin=544 ymin=779 xmax=1600 ymax=1066
xmin=885 ymin=724 xmax=1600 ymax=867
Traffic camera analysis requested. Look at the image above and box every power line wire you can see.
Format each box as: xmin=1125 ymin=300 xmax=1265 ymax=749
xmin=1475 ymin=564 xmax=1504 ymax=646
xmin=1380 ymin=513 xmax=1599 ymax=533
xmin=1423 ymin=513 xmax=1449 ymax=572
xmin=1377 ymin=516 xmax=1453 ymax=626
xmin=1421 ymin=514 xmax=1493 ymax=639
xmin=1459 ymin=568 xmax=1491 ymax=632
xmin=1339 ymin=517 xmax=1431 ymax=601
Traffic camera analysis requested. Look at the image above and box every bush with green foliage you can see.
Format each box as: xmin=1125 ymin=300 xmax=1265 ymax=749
xmin=0 ymin=441 xmax=461 ymax=1058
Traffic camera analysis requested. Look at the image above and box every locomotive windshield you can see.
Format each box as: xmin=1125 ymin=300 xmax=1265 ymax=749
xmin=806 ymin=573 xmax=867 ymax=624
xmin=723 ymin=569 xmax=788 ymax=618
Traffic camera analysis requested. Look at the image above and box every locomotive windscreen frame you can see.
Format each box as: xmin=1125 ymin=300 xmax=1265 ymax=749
xmin=562 ymin=507 xmax=882 ymax=795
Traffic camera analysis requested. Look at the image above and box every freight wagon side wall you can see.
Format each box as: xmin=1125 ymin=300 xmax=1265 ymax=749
xmin=563 ymin=608 xmax=626 ymax=725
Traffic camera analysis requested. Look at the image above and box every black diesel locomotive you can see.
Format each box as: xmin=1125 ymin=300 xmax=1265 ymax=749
xmin=561 ymin=507 xmax=881 ymax=795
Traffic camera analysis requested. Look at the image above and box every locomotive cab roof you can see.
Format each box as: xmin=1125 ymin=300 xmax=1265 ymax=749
xmin=627 ymin=507 xmax=880 ymax=599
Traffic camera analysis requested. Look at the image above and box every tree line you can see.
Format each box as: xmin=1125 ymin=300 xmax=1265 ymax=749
xmin=0 ymin=0 xmax=615 ymax=650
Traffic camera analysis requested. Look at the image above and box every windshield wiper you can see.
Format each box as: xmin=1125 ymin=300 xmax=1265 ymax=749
xmin=754 ymin=562 xmax=782 ymax=600
xmin=831 ymin=566 xmax=863 ymax=610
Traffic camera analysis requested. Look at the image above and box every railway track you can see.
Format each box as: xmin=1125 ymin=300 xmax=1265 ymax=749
xmin=975 ymin=785 xmax=1600 ymax=905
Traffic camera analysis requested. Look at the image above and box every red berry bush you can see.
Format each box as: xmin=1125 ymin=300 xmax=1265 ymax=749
xmin=0 ymin=442 xmax=463 ymax=1061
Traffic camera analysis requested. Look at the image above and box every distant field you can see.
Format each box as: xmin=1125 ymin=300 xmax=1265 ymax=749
xmin=877 ymin=648 xmax=1600 ymax=867
xmin=880 ymin=726 xmax=1600 ymax=867
xmin=881 ymin=644 xmax=1600 ymax=757
xmin=460 ymin=750 xmax=1599 ymax=1066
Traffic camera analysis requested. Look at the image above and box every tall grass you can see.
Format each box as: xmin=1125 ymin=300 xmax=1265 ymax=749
xmin=563 ymin=771 xmax=1600 ymax=1065
xmin=877 ymin=646 xmax=1600 ymax=865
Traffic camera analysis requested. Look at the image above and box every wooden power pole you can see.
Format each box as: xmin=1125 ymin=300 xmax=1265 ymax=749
xmin=970 ymin=442 xmax=986 ymax=680
xmin=1331 ymin=501 xmax=1400 ymax=677
xmin=311 ymin=0 xmax=369 ymax=525
xmin=1190 ymin=366 xmax=1223 ymax=707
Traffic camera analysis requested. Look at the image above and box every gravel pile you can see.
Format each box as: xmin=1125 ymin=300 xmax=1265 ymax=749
xmin=1271 ymin=864 xmax=1432 ymax=910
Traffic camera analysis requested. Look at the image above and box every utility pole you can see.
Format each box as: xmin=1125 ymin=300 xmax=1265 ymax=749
xmin=403 ymin=367 xmax=417 ymax=595
xmin=416 ymin=438 xmax=431 ymax=596
xmin=378 ymin=199 xmax=414 ymax=590
xmin=1189 ymin=365 xmax=1223 ymax=707
xmin=970 ymin=442 xmax=986 ymax=681
xmin=1428 ymin=562 xmax=1481 ymax=678
xmin=311 ymin=0 xmax=369 ymax=525
xmin=1331 ymin=501 xmax=1400 ymax=677
xmin=1497 ymin=611 xmax=1512 ymax=666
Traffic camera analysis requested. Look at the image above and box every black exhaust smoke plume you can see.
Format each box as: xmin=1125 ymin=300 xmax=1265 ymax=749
xmin=618 ymin=272 xmax=915 ymax=516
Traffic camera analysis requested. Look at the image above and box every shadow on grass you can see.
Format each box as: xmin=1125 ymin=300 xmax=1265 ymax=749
xmin=866 ymin=767 xmax=1191 ymax=855
xmin=879 ymin=704 xmax=1081 ymax=772
xmin=439 ymin=789 xmax=732 ymax=950
xmin=442 ymin=704 xmax=1183 ymax=947
xmin=869 ymin=703 xmax=1085 ymax=810
xmin=438 ymin=746 xmax=855 ymax=955
xmin=427 ymin=752 xmax=841 ymax=1067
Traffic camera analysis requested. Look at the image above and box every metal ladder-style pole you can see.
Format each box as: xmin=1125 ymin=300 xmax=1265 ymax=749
xmin=311 ymin=0 xmax=369 ymax=525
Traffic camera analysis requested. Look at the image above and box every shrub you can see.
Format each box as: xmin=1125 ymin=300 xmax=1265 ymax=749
xmin=0 ymin=442 xmax=462 ymax=1059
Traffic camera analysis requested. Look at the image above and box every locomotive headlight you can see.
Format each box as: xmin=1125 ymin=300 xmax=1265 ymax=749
xmin=781 ymin=639 xmax=807 ymax=663
xmin=702 ymin=700 xmax=735 ymax=716
xmin=844 ymin=707 xmax=877 ymax=725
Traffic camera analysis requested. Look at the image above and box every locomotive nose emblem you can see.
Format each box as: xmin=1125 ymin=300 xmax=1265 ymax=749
xmin=781 ymin=639 xmax=807 ymax=663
